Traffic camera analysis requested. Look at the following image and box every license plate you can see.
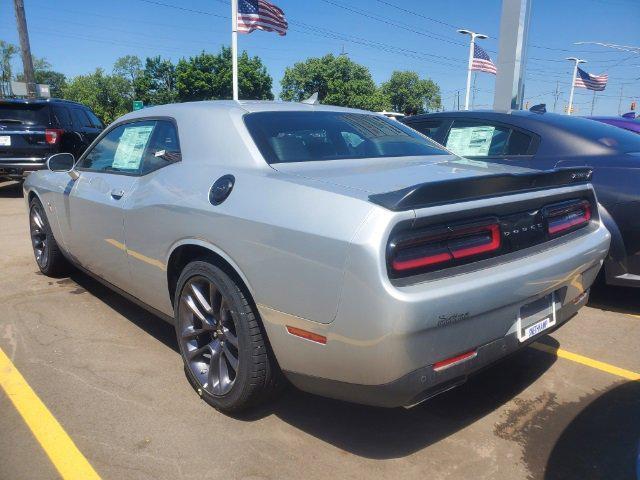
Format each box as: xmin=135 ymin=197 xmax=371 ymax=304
xmin=517 ymin=292 xmax=557 ymax=342
xmin=0 ymin=136 xmax=10 ymax=146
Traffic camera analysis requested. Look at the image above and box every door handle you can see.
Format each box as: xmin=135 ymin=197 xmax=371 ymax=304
xmin=110 ymin=189 xmax=125 ymax=200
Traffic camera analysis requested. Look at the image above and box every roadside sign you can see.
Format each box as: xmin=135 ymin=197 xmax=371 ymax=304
xmin=133 ymin=100 xmax=144 ymax=111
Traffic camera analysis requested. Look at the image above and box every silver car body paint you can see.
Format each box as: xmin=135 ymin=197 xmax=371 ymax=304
xmin=24 ymin=100 xmax=610 ymax=407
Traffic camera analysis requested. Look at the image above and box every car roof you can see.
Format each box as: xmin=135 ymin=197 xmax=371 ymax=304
xmin=0 ymin=97 xmax=89 ymax=107
xmin=119 ymin=100 xmax=373 ymax=121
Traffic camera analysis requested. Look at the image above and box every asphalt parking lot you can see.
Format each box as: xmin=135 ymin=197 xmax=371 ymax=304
xmin=1 ymin=179 xmax=638 ymax=480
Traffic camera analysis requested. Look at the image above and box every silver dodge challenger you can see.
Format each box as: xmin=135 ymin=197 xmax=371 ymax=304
xmin=23 ymin=101 xmax=610 ymax=412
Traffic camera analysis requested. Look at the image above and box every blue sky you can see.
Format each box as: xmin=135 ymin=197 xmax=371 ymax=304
xmin=1 ymin=0 xmax=638 ymax=115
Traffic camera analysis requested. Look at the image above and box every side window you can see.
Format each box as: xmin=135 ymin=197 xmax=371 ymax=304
xmin=140 ymin=120 xmax=181 ymax=175
xmin=84 ymin=109 xmax=104 ymax=129
xmin=506 ymin=130 xmax=533 ymax=155
xmin=409 ymin=120 xmax=443 ymax=139
xmin=78 ymin=121 xmax=156 ymax=174
xmin=71 ymin=108 xmax=93 ymax=129
xmin=445 ymin=121 xmax=510 ymax=157
xmin=53 ymin=106 xmax=72 ymax=129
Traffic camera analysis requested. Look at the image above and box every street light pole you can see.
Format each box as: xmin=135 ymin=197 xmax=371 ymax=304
xmin=566 ymin=57 xmax=586 ymax=116
xmin=458 ymin=29 xmax=488 ymax=111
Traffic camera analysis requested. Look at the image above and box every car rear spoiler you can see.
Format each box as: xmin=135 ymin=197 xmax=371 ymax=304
xmin=368 ymin=167 xmax=593 ymax=212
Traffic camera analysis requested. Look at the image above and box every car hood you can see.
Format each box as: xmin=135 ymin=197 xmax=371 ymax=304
xmin=271 ymin=154 xmax=534 ymax=195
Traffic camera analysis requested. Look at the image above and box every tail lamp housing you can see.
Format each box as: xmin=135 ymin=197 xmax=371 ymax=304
xmin=389 ymin=219 xmax=502 ymax=276
xmin=45 ymin=128 xmax=64 ymax=145
xmin=545 ymin=200 xmax=591 ymax=237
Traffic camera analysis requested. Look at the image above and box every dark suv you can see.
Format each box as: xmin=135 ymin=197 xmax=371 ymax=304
xmin=0 ymin=98 xmax=103 ymax=181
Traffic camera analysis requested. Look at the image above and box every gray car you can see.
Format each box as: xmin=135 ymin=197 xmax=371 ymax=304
xmin=23 ymin=101 xmax=610 ymax=412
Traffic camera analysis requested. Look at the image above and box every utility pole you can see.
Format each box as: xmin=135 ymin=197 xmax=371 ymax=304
xmin=458 ymin=29 xmax=488 ymax=110
xmin=13 ymin=0 xmax=36 ymax=98
xmin=456 ymin=90 xmax=461 ymax=110
xmin=471 ymin=72 xmax=477 ymax=110
xmin=231 ymin=0 xmax=239 ymax=101
xmin=618 ymin=84 xmax=625 ymax=114
xmin=553 ymin=81 xmax=559 ymax=113
xmin=566 ymin=57 xmax=586 ymax=115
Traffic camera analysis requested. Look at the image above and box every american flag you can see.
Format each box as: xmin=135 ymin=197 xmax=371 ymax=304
xmin=574 ymin=67 xmax=608 ymax=91
xmin=237 ymin=0 xmax=288 ymax=36
xmin=471 ymin=43 xmax=497 ymax=75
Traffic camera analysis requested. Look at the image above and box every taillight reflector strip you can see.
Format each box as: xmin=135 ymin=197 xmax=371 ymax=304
xmin=392 ymin=251 xmax=452 ymax=271
xmin=450 ymin=224 xmax=501 ymax=259
xmin=433 ymin=350 xmax=477 ymax=371
xmin=286 ymin=326 xmax=327 ymax=345
xmin=391 ymin=222 xmax=501 ymax=273
xmin=547 ymin=201 xmax=591 ymax=235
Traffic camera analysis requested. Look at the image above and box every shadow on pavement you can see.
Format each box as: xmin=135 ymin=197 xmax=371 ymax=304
xmin=241 ymin=342 xmax=558 ymax=459
xmin=589 ymin=282 xmax=639 ymax=316
xmin=543 ymin=381 xmax=640 ymax=480
xmin=0 ymin=181 xmax=23 ymax=198
xmin=69 ymin=271 xmax=179 ymax=353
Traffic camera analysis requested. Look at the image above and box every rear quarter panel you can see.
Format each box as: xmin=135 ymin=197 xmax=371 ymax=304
xmin=122 ymin=163 xmax=375 ymax=323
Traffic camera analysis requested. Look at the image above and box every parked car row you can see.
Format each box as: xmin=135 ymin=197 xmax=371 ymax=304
xmin=0 ymin=98 xmax=103 ymax=182
xmin=402 ymin=110 xmax=640 ymax=288
xmin=23 ymin=100 xmax=611 ymax=412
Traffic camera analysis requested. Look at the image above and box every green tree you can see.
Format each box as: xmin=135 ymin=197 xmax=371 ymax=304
xmin=0 ymin=41 xmax=19 ymax=95
xmin=176 ymin=47 xmax=273 ymax=101
xmin=280 ymin=54 xmax=388 ymax=111
xmin=62 ymin=68 xmax=130 ymax=124
xmin=380 ymin=70 xmax=441 ymax=114
xmin=113 ymin=55 xmax=143 ymax=83
xmin=133 ymin=56 xmax=177 ymax=106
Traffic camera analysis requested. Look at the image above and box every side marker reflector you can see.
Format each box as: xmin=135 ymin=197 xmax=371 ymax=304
xmin=286 ymin=326 xmax=327 ymax=345
xmin=433 ymin=350 xmax=477 ymax=371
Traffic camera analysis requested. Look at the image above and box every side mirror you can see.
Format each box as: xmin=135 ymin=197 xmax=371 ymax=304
xmin=47 ymin=153 xmax=79 ymax=180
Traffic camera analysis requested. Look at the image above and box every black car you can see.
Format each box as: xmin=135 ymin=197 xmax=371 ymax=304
xmin=402 ymin=110 xmax=640 ymax=288
xmin=0 ymin=98 xmax=103 ymax=181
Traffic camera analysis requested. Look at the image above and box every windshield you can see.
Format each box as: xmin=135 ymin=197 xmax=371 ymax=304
xmin=244 ymin=111 xmax=447 ymax=164
xmin=0 ymin=104 xmax=49 ymax=126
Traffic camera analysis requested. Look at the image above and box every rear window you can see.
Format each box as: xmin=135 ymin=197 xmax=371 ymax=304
xmin=244 ymin=111 xmax=447 ymax=164
xmin=0 ymin=103 xmax=49 ymax=126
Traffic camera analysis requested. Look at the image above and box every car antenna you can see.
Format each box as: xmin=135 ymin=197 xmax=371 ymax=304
xmin=302 ymin=92 xmax=319 ymax=105
xmin=530 ymin=103 xmax=547 ymax=114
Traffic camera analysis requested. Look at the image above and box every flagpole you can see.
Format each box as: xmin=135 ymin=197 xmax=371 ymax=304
xmin=458 ymin=29 xmax=488 ymax=111
xmin=566 ymin=57 xmax=586 ymax=116
xmin=590 ymin=90 xmax=597 ymax=115
xmin=231 ymin=0 xmax=239 ymax=101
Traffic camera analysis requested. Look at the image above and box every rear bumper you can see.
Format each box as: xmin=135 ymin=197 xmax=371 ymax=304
xmin=0 ymin=158 xmax=47 ymax=179
xmin=285 ymin=292 xmax=586 ymax=408
xmin=259 ymin=210 xmax=610 ymax=407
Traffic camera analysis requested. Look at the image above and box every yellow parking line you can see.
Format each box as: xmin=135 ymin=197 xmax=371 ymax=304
xmin=0 ymin=348 xmax=101 ymax=480
xmin=531 ymin=342 xmax=640 ymax=381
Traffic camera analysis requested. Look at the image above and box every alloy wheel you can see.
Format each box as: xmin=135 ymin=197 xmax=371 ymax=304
xmin=178 ymin=276 xmax=240 ymax=396
xmin=30 ymin=206 xmax=48 ymax=268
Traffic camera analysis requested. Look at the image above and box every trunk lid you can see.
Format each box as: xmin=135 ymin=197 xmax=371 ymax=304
xmin=272 ymin=155 xmax=530 ymax=196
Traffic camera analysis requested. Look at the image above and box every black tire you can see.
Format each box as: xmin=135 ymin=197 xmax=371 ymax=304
xmin=28 ymin=198 xmax=70 ymax=277
xmin=174 ymin=260 xmax=282 ymax=412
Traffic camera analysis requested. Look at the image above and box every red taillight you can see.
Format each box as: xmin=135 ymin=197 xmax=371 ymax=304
xmin=433 ymin=350 xmax=477 ymax=371
xmin=45 ymin=128 xmax=64 ymax=145
xmin=391 ymin=222 xmax=501 ymax=273
xmin=547 ymin=200 xmax=591 ymax=236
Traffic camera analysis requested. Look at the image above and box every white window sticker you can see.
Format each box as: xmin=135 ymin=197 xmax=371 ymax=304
xmin=446 ymin=125 xmax=496 ymax=157
xmin=112 ymin=125 xmax=154 ymax=170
